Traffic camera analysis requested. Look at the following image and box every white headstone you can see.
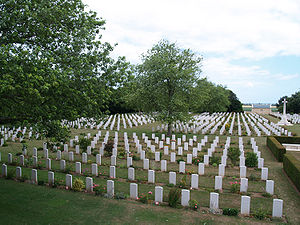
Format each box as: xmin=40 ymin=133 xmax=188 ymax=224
xmin=191 ymin=174 xmax=199 ymax=189
xmin=169 ymin=172 xmax=176 ymax=185
xmin=241 ymin=196 xmax=251 ymax=215
xmin=210 ymin=192 xmax=219 ymax=211
xmin=272 ymin=199 xmax=283 ymax=218
xmin=130 ymin=183 xmax=138 ymax=199
xmin=128 ymin=167 xmax=135 ymax=181
xmin=155 ymin=186 xmax=163 ymax=203
xmin=181 ymin=189 xmax=190 ymax=206
xmin=148 ymin=170 xmax=155 ymax=183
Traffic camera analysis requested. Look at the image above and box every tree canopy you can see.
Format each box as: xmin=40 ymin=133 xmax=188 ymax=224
xmin=135 ymin=40 xmax=202 ymax=134
xmin=277 ymin=91 xmax=300 ymax=114
xmin=0 ymin=0 xmax=131 ymax=126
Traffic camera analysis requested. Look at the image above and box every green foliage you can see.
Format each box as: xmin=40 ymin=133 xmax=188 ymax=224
xmin=226 ymin=90 xmax=243 ymax=112
xmin=6 ymin=169 xmax=14 ymax=180
xmin=72 ymin=178 xmax=84 ymax=192
xmin=139 ymin=191 xmax=153 ymax=204
xmin=223 ymin=208 xmax=239 ymax=216
xmin=94 ymin=184 xmax=106 ymax=196
xmin=253 ymin=207 xmax=268 ymax=220
xmin=38 ymin=180 xmax=45 ymax=186
xmin=228 ymin=147 xmax=240 ymax=166
xmin=104 ymin=140 xmax=114 ymax=157
xmin=283 ymin=153 xmax=300 ymax=192
xmin=179 ymin=175 xmax=187 ymax=188
xmin=135 ymin=39 xmax=202 ymax=134
xmin=176 ymin=158 xmax=185 ymax=164
xmin=277 ymin=91 xmax=300 ymax=114
xmin=0 ymin=0 xmax=131 ymax=124
xmin=229 ymin=182 xmax=240 ymax=193
xmin=189 ymin=199 xmax=199 ymax=210
xmin=209 ymin=155 xmax=220 ymax=165
xmin=168 ymin=188 xmax=181 ymax=208
xmin=79 ymin=137 xmax=91 ymax=151
xmin=266 ymin=137 xmax=286 ymax=162
xmin=245 ymin=152 xmax=258 ymax=167
xmin=114 ymin=192 xmax=128 ymax=200
xmin=192 ymin=156 xmax=204 ymax=165
xmin=132 ymin=155 xmax=140 ymax=161
xmin=190 ymin=78 xmax=230 ymax=113
xmin=40 ymin=120 xmax=70 ymax=143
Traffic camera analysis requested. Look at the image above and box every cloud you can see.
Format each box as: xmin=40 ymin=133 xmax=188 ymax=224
xmin=83 ymin=0 xmax=300 ymax=102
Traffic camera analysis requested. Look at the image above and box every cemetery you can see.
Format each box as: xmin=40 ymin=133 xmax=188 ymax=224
xmin=1 ymin=112 xmax=300 ymax=224
xmin=1 ymin=1 xmax=300 ymax=224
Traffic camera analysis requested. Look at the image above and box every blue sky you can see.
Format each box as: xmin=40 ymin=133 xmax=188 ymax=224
xmin=83 ymin=0 xmax=300 ymax=104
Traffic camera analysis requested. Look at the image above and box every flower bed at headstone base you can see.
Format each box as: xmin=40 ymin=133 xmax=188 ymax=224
xmin=283 ymin=152 xmax=300 ymax=192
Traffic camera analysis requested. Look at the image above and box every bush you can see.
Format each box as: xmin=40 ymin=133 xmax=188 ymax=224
xmin=73 ymin=178 xmax=85 ymax=192
xmin=228 ymin=147 xmax=240 ymax=166
xmin=209 ymin=155 xmax=220 ymax=165
xmin=192 ymin=156 xmax=204 ymax=165
xmin=168 ymin=188 xmax=181 ymax=208
xmin=104 ymin=140 xmax=114 ymax=157
xmin=179 ymin=175 xmax=187 ymax=188
xmin=283 ymin=153 xmax=300 ymax=192
xmin=79 ymin=137 xmax=91 ymax=152
xmin=189 ymin=199 xmax=199 ymax=210
xmin=38 ymin=180 xmax=45 ymax=186
xmin=176 ymin=158 xmax=184 ymax=164
xmin=253 ymin=207 xmax=267 ymax=220
xmin=266 ymin=137 xmax=286 ymax=162
xmin=114 ymin=192 xmax=127 ymax=200
xmin=223 ymin=208 xmax=238 ymax=216
xmin=245 ymin=152 xmax=258 ymax=167
xmin=229 ymin=182 xmax=240 ymax=193
xmin=132 ymin=155 xmax=140 ymax=161
xmin=139 ymin=191 xmax=153 ymax=204
xmin=6 ymin=169 xmax=14 ymax=180
xmin=94 ymin=184 xmax=106 ymax=196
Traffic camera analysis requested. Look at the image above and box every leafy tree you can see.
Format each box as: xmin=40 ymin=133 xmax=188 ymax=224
xmin=276 ymin=91 xmax=300 ymax=114
xmin=227 ymin=90 xmax=243 ymax=112
xmin=136 ymin=40 xmax=202 ymax=135
xmin=0 ymin=0 xmax=130 ymax=127
xmin=190 ymin=78 xmax=230 ymax=113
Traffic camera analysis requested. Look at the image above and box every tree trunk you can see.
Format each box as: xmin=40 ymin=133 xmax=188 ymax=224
xmin=167 ymin=123 xmax=172 ymax=136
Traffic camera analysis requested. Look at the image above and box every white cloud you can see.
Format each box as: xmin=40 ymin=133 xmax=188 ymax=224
xmin=83 ymin=0 xmax=300 ymax=102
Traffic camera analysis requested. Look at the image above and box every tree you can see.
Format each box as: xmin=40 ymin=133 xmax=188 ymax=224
xmin=136 ymin=40 xmax=202 ymax=135
xmin=190 ymin=78 xmax=230 ymax=113
xmin=277 ymin=92 xmax=300 ymax=114
xmin=0 ymin=0 xmax=130 ymax=129
xmin=227 ymin=90 xmax=243 ymax=112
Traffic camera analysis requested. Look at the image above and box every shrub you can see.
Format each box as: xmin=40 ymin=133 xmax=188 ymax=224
xmin=19 ymin=174 xmax=28 ymax=182
xmin=132 ymin=155 xmax=140 ymax=161
xmin=139 ymin=191 xmax=153 ymax=203
xmin=176 ymin=158 xmax=184 ymax=164
xmin=168 ymin=188 xmax=181 ymax=208
xmin=262 ymin=193 xmax=272 ymax=198
xmin=248 ymin=173 xmax=259 ymax=181
xmin=228 ymin=147 xmax=240 ymax=166
xmin=167 ymin=183 xmax=175 ymax=187
xmin=73 ymin=178 xmax=85 ymax=192
xmin=94 ymin=184 xmax=106 ymax=196
xmin=38 ymin=180 xmax=45 ymax=186
xmin=253 ymin=207 xmax=267 ymax=220
xmin=189 ymin=199 xmax=199 ymax=210
xmin=192 ymin=156 xmax=204 ymax=165
xmin=223 ymin=208 xmax=238 ymax=216
xmin=209 ymin=155 xmax=220 ymax=165
xmin=104 ymin=140 xmax=114 ymax=157
xmin=179 ymin=175 xmax=187 ymax=188
xmin=79 ymin=137 xmax=91 ymax=152
xmin=283 ymin=153 xmax=300 ymax=192
xmin=245 ymin=152 xmax=258 ymax=167
xmin=64 ymin=165 xmax=72 ymax=174
xmin=115 ymin=192 xmax=127 ymax=200
xmin=229 ymin=182 xmax=240 ymax=193
xmin=6 ymin=169 xmax=14 ymax=180
xmin=83 ymin=168 xmax=91 ymax=177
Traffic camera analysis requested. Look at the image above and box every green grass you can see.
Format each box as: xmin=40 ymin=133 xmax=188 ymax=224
xmin=1 ymin=125 xmax=300 ymax=224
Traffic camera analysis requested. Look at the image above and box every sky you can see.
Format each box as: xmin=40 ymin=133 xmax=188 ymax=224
xmin=83 ymin=0 xmax=300 ymax=104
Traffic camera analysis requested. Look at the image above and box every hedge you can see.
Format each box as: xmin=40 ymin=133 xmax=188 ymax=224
xmin=275 ymin=136 xmax=300 ymax=144
xmin=283 ymin=153 xmax=300 ymax=192
xmin=266 ymin=136 xmax=286 ymax=162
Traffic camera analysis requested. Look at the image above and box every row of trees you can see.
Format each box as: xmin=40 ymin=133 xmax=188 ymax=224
xmin=0 ymin=0 xmax=242 ymax=137
xmin=277 ymin=91 xmax=300 ymax=114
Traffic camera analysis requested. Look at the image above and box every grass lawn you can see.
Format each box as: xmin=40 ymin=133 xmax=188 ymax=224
xmin=1 ymin=120 xmax=300 ymax=224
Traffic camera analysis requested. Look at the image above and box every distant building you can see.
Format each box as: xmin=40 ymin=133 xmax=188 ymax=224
xmin=251 ymin=104 xmax=271 ymax=114
xmin=242 ymin=103 xmax=277 ymax=114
